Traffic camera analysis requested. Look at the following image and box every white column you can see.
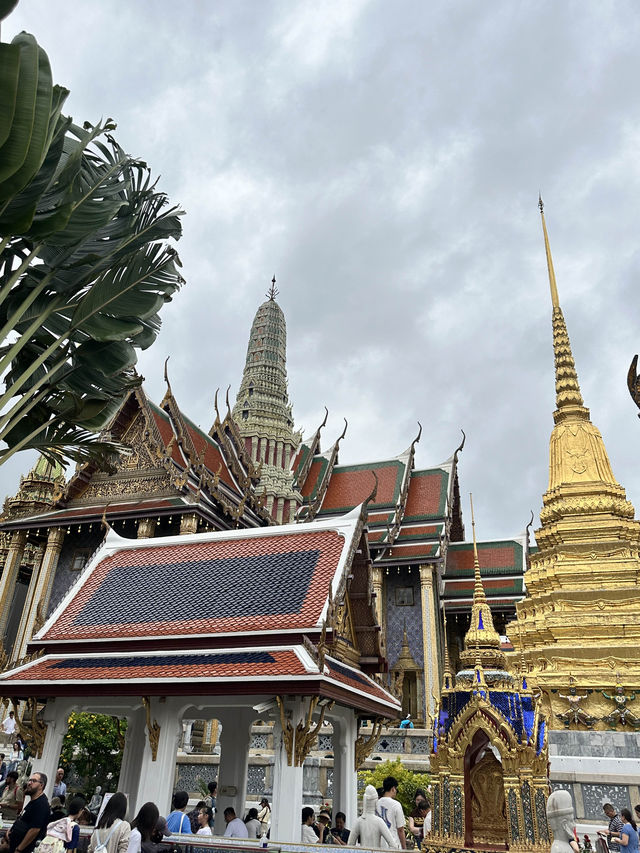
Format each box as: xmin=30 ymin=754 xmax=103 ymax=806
xmin=270 ymin=700 xmax=303 ymax=844
xmin=118 ymin=709 xmax=147 ymax=805
xmin=132 ymin=698 xmax=182 ymax=818
xmin=213 ymin=709 xmax=253 ymax=834
xmin=330 ymin=710 xmax=358 ymax=828
xmin=31 ymin=701 xmax=72 ymax=795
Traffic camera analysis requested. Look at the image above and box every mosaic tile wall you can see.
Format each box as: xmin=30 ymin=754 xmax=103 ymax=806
xmin=385 ymin=571 xmax=423 ymax=669
xmin=251 ymin=733 xmax=269 ymax=749
xmin=247 ymin=765 xmax=266 ymax=795
xmin=582 ymin=784 xmax=631 ymax=820
xmin=175 ymin=762 xmax=218 ymax=793
xmin=375 ymin=735 xmax=405 ymax=753
xmin=50 ymin=528 xmax=105 ymax=615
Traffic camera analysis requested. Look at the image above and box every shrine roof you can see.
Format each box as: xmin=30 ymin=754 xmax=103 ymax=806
xmin=148 ymin=402 xmax=184 ymax=467
xmin=444 ymin=597 xmax=519 ymax=611
xmin=445 ymin=538 xmax=526 ymax=577
xmin=396 ymin=522 xmax=443 ymax=542
xmin=0 ymin=647 xmax=400 ymax=716
xmin=318 ymin=458 xmax=407 ymax=514
xmin=403 ymin=467 xmax=450 ymax=521
xmin=441 ymin=575 xmax=524 ymax=598
xmin=299 ymin=456 xmax=330 ymax=500
xmin=181 ymin=415 xmax=236 ymax=490
xmin=0 ymin=497 xmax=187 ymax=530
xmin=36 ymin=510 xmax=363 ymax=645
xmin=379 ymin=542 xmax=440 ymax=561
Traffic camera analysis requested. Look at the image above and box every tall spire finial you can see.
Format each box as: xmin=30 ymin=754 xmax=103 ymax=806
xmin=469 ymin=494 xmax=486 ymax=603
xmin=539 ymin=194 xmax=559 ymax=309
xmin=441 ymin=606 xmax=452 ymax=691
xmin=267 ymin=275 xmax=279 ymax=301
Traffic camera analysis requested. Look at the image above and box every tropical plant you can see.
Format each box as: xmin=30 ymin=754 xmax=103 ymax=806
xmin=60 ymin=712 xmax=127 ymax=798
xmin=0 ymin=9 xmax=184 ymax=470
xmin=358 ymin=759 xmax=431 ymax=815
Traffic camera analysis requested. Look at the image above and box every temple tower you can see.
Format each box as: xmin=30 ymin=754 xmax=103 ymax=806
xmin=508 ymin=201 xmax=640 ymax=716
xmin=232 ymin=279 xmax=302 ymax=523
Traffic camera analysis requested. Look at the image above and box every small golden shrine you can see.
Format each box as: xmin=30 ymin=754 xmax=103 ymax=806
xmin=426 ymin=499 xmax=550 ymax=853
xmin=507 ymin=200 xmax=640 ymax=727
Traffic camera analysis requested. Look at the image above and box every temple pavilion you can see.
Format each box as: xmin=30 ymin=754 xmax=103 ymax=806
xmin=0 ymin=503 xmax=400 ymax=841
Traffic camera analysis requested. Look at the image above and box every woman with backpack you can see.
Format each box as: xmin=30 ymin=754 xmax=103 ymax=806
xmin=88 ymin=793 xmax=131 ymax=853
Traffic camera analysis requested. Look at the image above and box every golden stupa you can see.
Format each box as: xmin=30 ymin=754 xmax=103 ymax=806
xmin=507 ymin=200 xmax=640 ymax=728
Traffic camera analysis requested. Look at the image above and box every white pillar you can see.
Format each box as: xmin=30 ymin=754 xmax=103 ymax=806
xmin=213 ymin=709 xmax=253 ymax=834
xmin=331 ymin=710 xmax=358 ymax=828
xmin=132 ymin=699 xmax=182 ymax=818
xmin=31 ymin=701 xmax=72 ymax=795
xmin=270 ymin=700 xmax=303 ymax=844
xmin=118 ymin=709 xmax=147 ymax=808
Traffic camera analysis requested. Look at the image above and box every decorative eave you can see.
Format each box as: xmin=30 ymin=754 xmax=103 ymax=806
xmin=300 ymin=419 xmax=348 ymax=522
xmin=293 ymin=407 xmax=328 ymax=487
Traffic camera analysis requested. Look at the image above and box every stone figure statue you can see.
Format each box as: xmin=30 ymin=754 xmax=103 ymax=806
xmin=601 ymin=686 xmax=640 ymax=730
xmin=547 ymin=789 xmax=579 ymax=853
xmin=348 ymin=784 xmax=399 ymax=849
xmin=88 ymin=786 xmax=103 ymax=814
xmin=469 ymin=751 xmax=507 ymax=843
xmin=556 ymin=685 xmax=595 ymax=729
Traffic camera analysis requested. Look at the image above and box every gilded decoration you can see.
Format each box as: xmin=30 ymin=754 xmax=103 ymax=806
xmin=276 ymin=696 xmax=332 ymax=767
xmin=18 ymin=697 xmax=47 ymax=759
xmin=506 ymin=201 xmax=640 ymax=731
xmin=354 ymin=717 xmax=384 ymax=770
xmin=142 ymin=696 xmax=160 ymax=761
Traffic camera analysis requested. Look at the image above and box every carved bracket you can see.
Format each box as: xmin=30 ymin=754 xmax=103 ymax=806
xmin=142 ymin=697 xmax=160 ymax=760
xmin=276 ymin=696 xmax=333 ymax=767
xmin=354 ymin=716 xmax=384 ymax=770
xmin=18 ymin=697 xmax=47 ymax=759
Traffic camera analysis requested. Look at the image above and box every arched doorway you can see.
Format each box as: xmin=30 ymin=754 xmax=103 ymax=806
xmin=463 ymin=729 xmax=508 ymax=849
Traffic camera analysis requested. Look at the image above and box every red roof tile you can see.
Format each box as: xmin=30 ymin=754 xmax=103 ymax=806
xmin=184 ymin=420 xmax=235 ymax=490
xmin=320 ymin=462 xmax=404 ymax=512
xmin=446 ymin=541 xmax=523 ymax=575
xmin=41 ymin=528 xmax=348 ymax=642
xmin=325 ymin=656 xmax=398 ymax=707
xmin=149 ymin=406 xmax=184 ymax=467
xmin=404 ymin=469 xmax=448 ymax=520
xmin=300 ymin=458 xmax=328 ymax=499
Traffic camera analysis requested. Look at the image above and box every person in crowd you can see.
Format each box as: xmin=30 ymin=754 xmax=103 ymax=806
xmin=301 ymin=808 xmax=318 ymax=844
xmin=88 ymin=792 xmax=130 ymax=853
xmin=7 ymin=743 xmax=23 ymax=774
xmin=0 ymin=771 xmax=24 ymax=820
xmin=204 ymin=782 xmax=217 ymax=813
xmin=0 ymin=754 xmax=7 ymax=783
xmin=257 ymin=799 xmax=271 ymax=835
xmin=376 ymin=776 xmax=406 ymax=849
xmin=601 ymin=804 xmax=625 ymax=852
xmin=408 ymin=797 xmax=430 ymax=847
xmin=187 ymin=801 xmax=205 ymax=834
xmin=2 ymin=713 xmax=16 ymax=744
xmin=196 ymin=807 xmax=214 ymax=836
xmin=50 ymin=798 xmax=66 ymax=821
xmin=127 ymin=801 xmax=159 ymax=853
xmin=52 ymin=770 xmax=67 ymax=803
xmin=399 ymin=714 xmax=414 ymax=730
xmin=7 ymin=771 xmax=50 ymax=853
xmin=317 ymin=811 xmax=334 ymax=844
xmin=244 ymin=808 xmax=261 ymax=839
xmin=77 ymin=808 xmax=94 ymax=827
xmin=87 ymin=788 xmax=103 ymax=817
xmin=348 ymin=785 xmax=397 ymax=849
xmin=223 ymin=808 xmax=248 ymax=838
xmin=44 ymin=795 xmax=84 ymax=851
xmin=166 ymin=792 xmax=191 ymax=835
xmin=617 ymin=809 xmax=639 ymax=853
xmin=331 ymin=812 xmax=350 ymax=845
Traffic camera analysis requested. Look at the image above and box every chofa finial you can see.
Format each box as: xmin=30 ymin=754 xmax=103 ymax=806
xmin=267 ymin=275 xmax=279 ymax=301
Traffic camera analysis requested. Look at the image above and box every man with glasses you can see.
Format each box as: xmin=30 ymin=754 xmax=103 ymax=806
xmin=7 ymin=772 xmax=49 ymax=853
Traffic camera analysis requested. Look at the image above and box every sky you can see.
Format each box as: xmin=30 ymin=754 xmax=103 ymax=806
xmin=2 ymin=0 xmax=640 ymax=541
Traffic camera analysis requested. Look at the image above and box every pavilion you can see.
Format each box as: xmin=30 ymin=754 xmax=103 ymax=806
xmin=0 ymin=503 xmax=400 ymax=841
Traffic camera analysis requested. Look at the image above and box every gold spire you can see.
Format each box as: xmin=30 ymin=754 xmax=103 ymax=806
xmin=539 ymin=195 xmax=559 ymax=309
xmin=441 ymin=606 xmax=452 ymax=692
xmin=459 ymin=495 xmax=506 ymax=671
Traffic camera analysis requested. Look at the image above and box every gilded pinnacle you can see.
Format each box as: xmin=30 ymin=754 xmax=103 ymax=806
xmin=470 ymin=494 xmax=486 ymax=603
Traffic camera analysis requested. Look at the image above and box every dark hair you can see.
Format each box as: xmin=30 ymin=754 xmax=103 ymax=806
xmin=245 ymin=808 xmax=258 ymax=822
xmin=260 ymin=799 xmax=269 ymax=807
xmin=67 ymin=797 xmax=86 ymax=818
xmin=208 ymin=781 xmax=217 ymax=794
xmin=335 ymin=812 xmax=346 ymax=822
xmin=635 ymin=804 xmax=640 ymax=814
xmin=604 ymin=804 xmax=615 ymax=811
xmin=621 ymin=809 xmax=637 ymax=831
xmin=382 ymin=776 xmax=399 ymax=793
xmin=35 ymin=772 xmax=47 ymax=789
xmin=0 ymin=754 xmax=4 ymax=760
xmin=172 ymin=791 xmax=189 ymax=811
xmin=224 ymin=807 xmax=236 ymax=819
xmin=194 ymin=801 xmax=205 ymax=810
xmin=132 ymin=802 xmax=160 ymax=842
xmin=415 ymin=789 xmax=426 ymax=799
xmin=6 ymin=771 xmax=18 ymax=783
xmin=302 ymin=807 xmax=314 ymax=823
xmin=199 ymin=806 xmax=214 ymax=828
xmin=98 ymin=792 xmax=128 ymax=828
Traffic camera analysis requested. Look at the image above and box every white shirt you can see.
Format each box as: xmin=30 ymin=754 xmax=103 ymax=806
xmin=301 ymin=824 xmax=318 ymax=843
xmin=224 ymin=818 xmax=248 ymax=838
xmin=2 ymin=717 xmax=16 ymax=735
xmin=197 ymin=827 xmax=213 ymax=836
xmin=126 ymin=827 xmax=141 ymax=853
xmin=376 ymin=797 xmax=405 ymax=847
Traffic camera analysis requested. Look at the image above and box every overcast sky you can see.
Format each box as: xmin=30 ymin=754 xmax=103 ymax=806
xmin=2 ymin=0 xmax=640 ymax=541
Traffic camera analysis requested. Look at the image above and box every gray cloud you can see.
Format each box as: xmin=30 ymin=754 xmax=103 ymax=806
xmin=2 ymin=0 xmax=640 ymax=540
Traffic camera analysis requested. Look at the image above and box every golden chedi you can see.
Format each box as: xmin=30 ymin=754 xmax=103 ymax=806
xmin=507 ymin=200 xmax=640 ymax=726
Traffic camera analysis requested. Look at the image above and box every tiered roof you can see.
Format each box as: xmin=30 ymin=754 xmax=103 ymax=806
xmin=444 ymin=537 xmax=526 ymax=612
xmin=1 ymin=508 xmax=399 ymax=716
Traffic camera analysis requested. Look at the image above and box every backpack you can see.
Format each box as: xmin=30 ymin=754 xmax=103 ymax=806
xmin=37 ymin=838 xmax=65 ymax=853
xmin=93 ymin=820 xmax=121 ymax=853
xmin=38 ymin=816 xmax=77 ymax=853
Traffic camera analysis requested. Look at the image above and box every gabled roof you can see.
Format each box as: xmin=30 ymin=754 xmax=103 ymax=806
xmin=442 ymin=536 xmax=527 ymax=609
xmin=404 ymin=466 xmax=451 ymax=521
xmin=318 ymin=457 xmax=407 ymax=514
xmin=36 ymin=510 xmax=365 ymax=646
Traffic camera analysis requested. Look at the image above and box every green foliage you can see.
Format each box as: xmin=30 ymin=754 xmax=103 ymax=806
xmin=358 ymin=759 xmax=430 ymax=815
xmin=60 ymin=712 xmax=127 ymax=797
xmin=0 ymin=26 xmax=184 ymax=470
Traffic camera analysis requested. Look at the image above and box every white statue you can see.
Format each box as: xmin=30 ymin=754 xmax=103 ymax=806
xmin=547 ymin=789 xmax=579 ymax=853
xmin=348 ymin=785 xmax=399 ymax=848
xmin=88 ymin=786 xmax=103 ymax=815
